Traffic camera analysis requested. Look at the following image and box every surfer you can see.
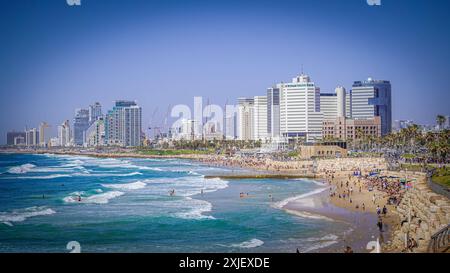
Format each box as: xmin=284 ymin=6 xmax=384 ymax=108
xmin=78 ymin=195 xmax=82 ymax=202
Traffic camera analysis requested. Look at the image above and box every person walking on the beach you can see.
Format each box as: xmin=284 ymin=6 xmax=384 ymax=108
xmin=376 ymin=205 xmax=381 ymax=216
xmin=382 ymin=206 xmax=387 ymax=216
xmin=377 ymin=218 xmax=383 ymax=232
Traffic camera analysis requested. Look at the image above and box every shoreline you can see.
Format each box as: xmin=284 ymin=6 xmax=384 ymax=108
xmin=0 ymin=149 xmax=415 ymax=253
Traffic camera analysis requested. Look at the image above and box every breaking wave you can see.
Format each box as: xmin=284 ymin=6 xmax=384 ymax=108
xmin=0 ymin=206 xmax=56 ymax=226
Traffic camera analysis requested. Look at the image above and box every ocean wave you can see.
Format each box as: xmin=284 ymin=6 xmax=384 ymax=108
xmin=7 ymin=163 xmax=36 ymax=174
xmin=63 ymin=191 xmax=124 ymax=204
xmin=102 ymin=181 xmax=146 ymax=190
xmin=173 ymin=198 xmax=215 ymax=220
xmin=230 ymin=239 xmax=264 ymax=249
xmin=141 ymin=177 xmax=228 ymax=197
xmin=272 ymin=187 xmax=328 ymax=209
xmin=283 ymin=209 xmax=334 ymax=221
xmin=14 ymin=174 xmax=72 ymax=180
xmin=0 ymin=206 xmax=56 ymax=226
xmin=301 ymin=234 xmax=339 ymax=253
xmin=6 ymin=171 xmax=143 ymax=180
xmin=78 ymin=171 xmax=143 ymax=177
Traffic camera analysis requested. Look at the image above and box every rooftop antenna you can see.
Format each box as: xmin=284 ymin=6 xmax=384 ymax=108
xmin=301 ymin=64 xmax=304 ymax=75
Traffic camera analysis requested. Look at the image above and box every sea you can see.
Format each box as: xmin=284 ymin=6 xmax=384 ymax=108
xmin=0 ymin=153 xmax=354 ymax=253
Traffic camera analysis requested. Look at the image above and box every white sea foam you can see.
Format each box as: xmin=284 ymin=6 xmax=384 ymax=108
xmin=283 ymin=209 xmax=334 ymax=221
xmin=7 ymin=163 xmax=36 ymax=174
xmin=272 ymin=187 xmax=329 ymax=209
xmin=63 ymin=191 xmax=124 ymax=204
xmin=173 ymin=198 xmax=215 ymax=220
xmin=142 ymin=177 xmax=228 ymax=197
xmin=301 ymin=234 xmax=339 ymax=253
xmin=14 ymin=174 xmax=72 ymax=180
xmin=0 ymin=206 xmax=56 ymax=226
xmin=76 ymin=171 xmax=143 ymax=177
xmin=102 ymin=181 xmax=146 ymax=190
xmin=230 ymin=239 xmax=264 ymax=249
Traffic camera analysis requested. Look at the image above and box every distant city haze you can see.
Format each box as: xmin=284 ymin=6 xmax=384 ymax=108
xmin=1 ymin=0 xmax=449 ymax=143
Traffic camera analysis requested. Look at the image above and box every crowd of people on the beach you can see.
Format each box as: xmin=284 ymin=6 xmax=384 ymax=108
xmin=198 ymin=155 xmax=314 ymax=174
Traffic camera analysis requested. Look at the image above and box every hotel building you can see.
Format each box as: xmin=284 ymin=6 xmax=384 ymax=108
xmin=85 ymin=118 xmax=105 ymax=147
xmin=237 ymin=98 xmax=255 ymax=141
xmin=351 ymin=78 xmax=392 ymax=136
xmin=105 ymin=101 xmax=142 ymax=147
xmin=58 ymin=120 xmax=71 ymax=147
xmin=280 ymin=74 xmax=324 ymax=143
xmin=25 ymin=128 xmax=39 ymax=147
xmin=253 ymin=96 xmax=268 ymax=141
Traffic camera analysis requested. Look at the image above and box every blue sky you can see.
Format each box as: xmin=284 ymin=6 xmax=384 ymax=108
xmin=1 ymin=0 xmax=450 ymax=143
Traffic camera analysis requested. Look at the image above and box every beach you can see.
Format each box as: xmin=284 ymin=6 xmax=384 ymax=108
xmin=0 ymin=148 xmax=434 ymax=252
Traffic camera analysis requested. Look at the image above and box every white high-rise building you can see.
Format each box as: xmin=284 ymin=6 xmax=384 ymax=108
xmin=335 ymin=86 xmax=346 ymax=118
xmin=105 ymin=101 xmax=142 ymax=147
xmin=25 ymin=128 xmax=39 ymax=147
xmin=320 ymin=93 xmax=338 ymax=121
xmin=280 ymin=74 xmax=324 ymax=142
xmin=85 ymin=118 xmax=105 ymax=147
xmin=319 ymin=87 xmax=347 ymax=121
xmin=253 ymin=96 xmax=268 ymax=141
xmin=89 ymin=102 xmax=102 ymax=124
xmin=58 ymin=120 xmax=71 ymax=147
xmin=237 ymin=98 xmax=254 ymax=141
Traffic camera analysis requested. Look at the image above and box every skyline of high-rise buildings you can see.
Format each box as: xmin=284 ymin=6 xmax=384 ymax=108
xmin=4 ymin=71 xmax=449 ymax=148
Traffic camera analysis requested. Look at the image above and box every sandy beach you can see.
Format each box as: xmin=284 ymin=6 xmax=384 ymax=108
xmin=0 ymin=148 xmax=425 ymax=252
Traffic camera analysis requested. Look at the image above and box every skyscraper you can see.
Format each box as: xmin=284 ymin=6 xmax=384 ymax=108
xmin=86 ymin=117 xmax=105 ymax=147
xmin=319 ymin=87 xmax=347 ymax=121
xmin=351 ymin=78 xmax=392 ymax=136
xmin=253 ymin=96 xmax=268 ymax=141
xmin=105 ymin=100 xmax=142 ymax=147
xmin=39 ymin=122 xmax=50 ymax=147
xmin=267 ymin=87 xmax=280 ymax=139
xmin=320 ymin=93 xmax=338 ymax=121
xmin=280 ymin=73 xmax=324 ymax=142
xmin=237 ymin=98 xmax=254 ymax=141
xmin=89 ymin=102 xmax=103 ymax=124
xmin=25 ymin=128 xmax=39 ymax=147
xmin=335 ymin=86 xmax=346 ymax=118
xmin=58 ymin=120 xmax=71 ymax=147
xmin=73 ymin=108 xmax=90 ymax=146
